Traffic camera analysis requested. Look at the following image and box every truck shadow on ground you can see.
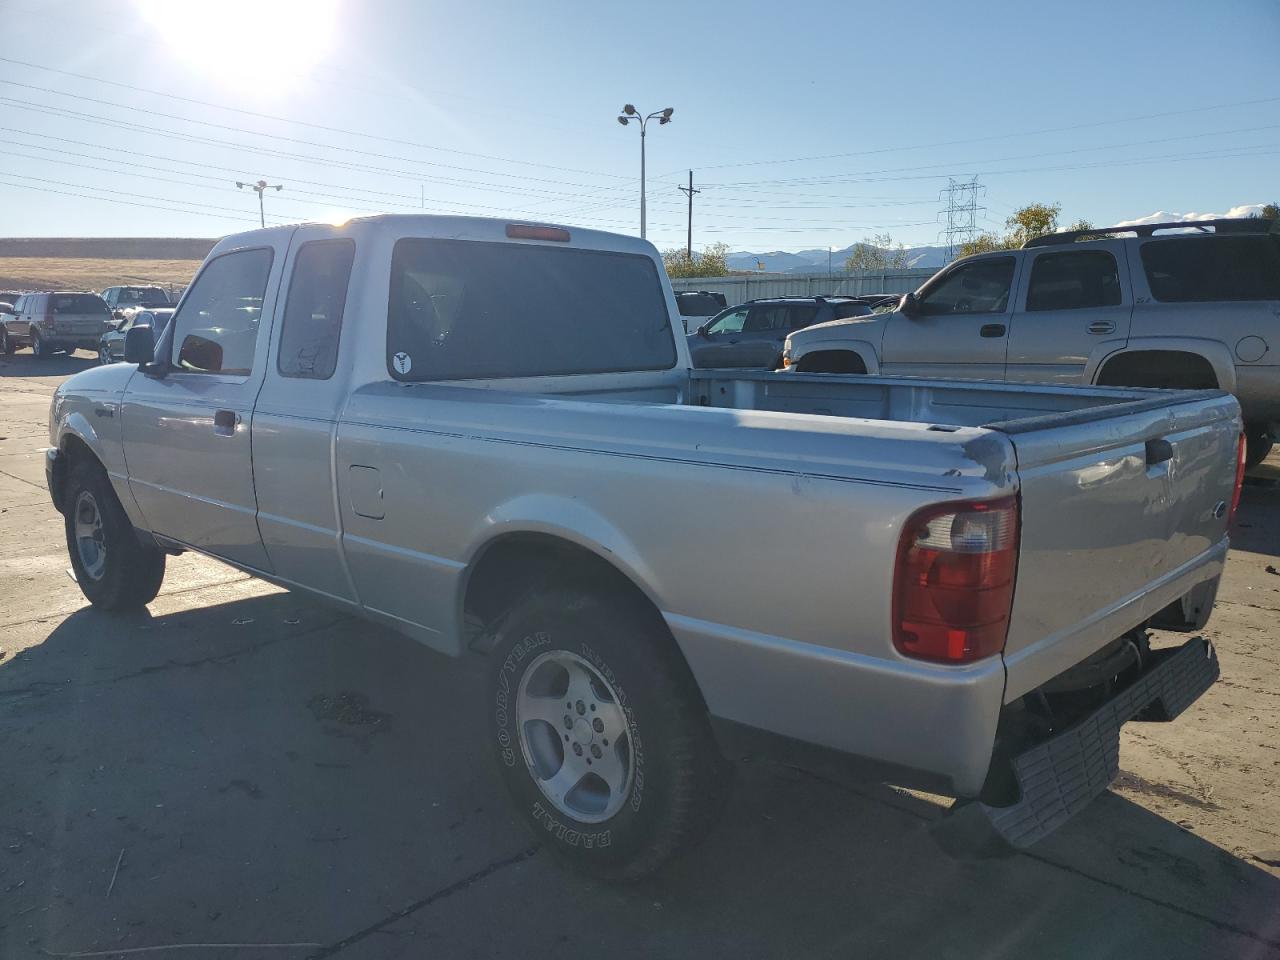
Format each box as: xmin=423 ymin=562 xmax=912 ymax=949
xmin=0 ymin=352 xmax=99 ymax=378
xmin=1 ymin=593 xmax=1277 ymax=960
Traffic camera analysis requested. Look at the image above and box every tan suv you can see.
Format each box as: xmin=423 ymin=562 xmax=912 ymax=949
xmin=0 ymin=292 xmax=113 ymax=357
xmin=783 ymin=218 xmax=1280 ymax=466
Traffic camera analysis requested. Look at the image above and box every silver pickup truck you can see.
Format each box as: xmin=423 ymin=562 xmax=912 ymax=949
xmin=46 ymin=215 xmax=1243 ymax=879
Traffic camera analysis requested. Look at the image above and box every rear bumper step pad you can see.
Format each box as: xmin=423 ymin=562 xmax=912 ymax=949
xmin=943 ymin=636 xmax=1218 ymax=854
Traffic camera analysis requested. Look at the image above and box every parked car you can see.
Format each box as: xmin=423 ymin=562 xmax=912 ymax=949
xmin=47 ymin=215 xmax=1239 ymax=879
xmin=674 ymin=290 xmax=727 ymax=334
xmin=99 ymin=308 xmax=174 ymax=364
xmin=783 ymin=217 xmax=1280 ymax=466
xmin=0 ymin=291 xmax=112 ymax=356
xmin=688 ymin=296 xmax=873 ymax=368
xmin=101 ymin=285 xmax=171 ymax=319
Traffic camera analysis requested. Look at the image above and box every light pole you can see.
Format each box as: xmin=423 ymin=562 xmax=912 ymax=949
xmin=236 ymin=179 xmax=283 ymax=228
xmin=616 ymin=104 xmax=673 ymax=240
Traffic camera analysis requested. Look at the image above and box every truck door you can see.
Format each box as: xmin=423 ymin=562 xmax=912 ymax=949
xmin=1005 ymin=242 xmax=1132 ymax=384
xmin=880 ymin=255 xmax=1017 ymax=379
xmin=250 ymin=232 xmax=359 ymax=602
xmin=121 ymin=236 xmax=291 ymax=571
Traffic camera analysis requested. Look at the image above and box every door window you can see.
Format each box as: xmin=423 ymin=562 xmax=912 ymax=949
xmin=278 ymin=240 xmax=355 ymax=380
xmin=1026 ymin=250 xmax=1121 ymax=311
xmin=1141 ymin=236 xmax=1280 ymax=302
xmin=743 ymin=304 xmax=789 ymax=332
xmin=786 ymin=304 xmax=820 ymax=328
xmin=171 ymin=247 xmax=273 ymax=375
xmin=917 ymin=258 xmax=1015 ymax=316
xmin=706 ymin=307 xmax=748 ymax=334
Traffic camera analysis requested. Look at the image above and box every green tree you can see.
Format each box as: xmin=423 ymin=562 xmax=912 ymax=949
xmin=1259 ymin=202 xmax=1279 ymax=220
xmin=1004 ymin=202 xmax=1062 ymax=247
xmin=957 ymin=232 xmax=1011 ymax=257
xmin=844 ymin=232 xmax=909 ymax=271
xmin=662 ymin=242 xmax=730 ymax=279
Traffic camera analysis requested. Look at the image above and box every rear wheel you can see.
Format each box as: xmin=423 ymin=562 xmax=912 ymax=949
xmin=30 ymin=328 xmax=46 ymax=358
xmin=99 ymin=345 xmax=112 ymax=365
xmin=64 ymin=459 xmax=166 ymax=611
xmin=489 ymin=585 xmax=730 ymax=880
xmin=0 ymin=327 xmax=11 ymax=355
xmin=1244 ymin=422 xmax=1273 ymax=470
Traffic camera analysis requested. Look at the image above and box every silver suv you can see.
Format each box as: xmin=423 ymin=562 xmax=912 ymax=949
xmin=0 ymin=292 xmax=113 ymax=357
xmin=783 ymin=218 xmax=1280 ymax=465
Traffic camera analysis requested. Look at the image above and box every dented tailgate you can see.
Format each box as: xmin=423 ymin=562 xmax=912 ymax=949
xmin=997 ymin=390 xmax=1240 ymax=702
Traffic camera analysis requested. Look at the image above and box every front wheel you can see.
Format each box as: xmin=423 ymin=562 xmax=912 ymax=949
xmin=99 ymin=345 xmax=112 ymax=365
xmin=64 ymin=460 xmax=166 ymax=610
xmin=489 ymin=586 xmax=730 ymax=880
xmin=0 ymin=327 xmax=11 ymax=355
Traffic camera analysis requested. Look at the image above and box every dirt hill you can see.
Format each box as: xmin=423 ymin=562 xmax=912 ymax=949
xmin=0 ymin=238 xmax=214 ymax=292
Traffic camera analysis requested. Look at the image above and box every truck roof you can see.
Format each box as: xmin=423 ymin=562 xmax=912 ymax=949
xmin=212 ymin=214 xmax=658 ymax=260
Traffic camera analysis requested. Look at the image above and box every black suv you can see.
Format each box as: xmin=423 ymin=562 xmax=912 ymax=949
xmin=687 ymin=296 xmax=872 ymax=368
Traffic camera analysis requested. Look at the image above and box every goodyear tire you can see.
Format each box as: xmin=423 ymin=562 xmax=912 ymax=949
xmin=489 ymin=585 xmax=730 ymax=880
xmin=64 ymin=459 xmax=166 ymax=611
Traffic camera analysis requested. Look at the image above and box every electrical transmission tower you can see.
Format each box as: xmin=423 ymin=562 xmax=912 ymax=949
xmin=939 ymin=177 xmax=985 ymax=261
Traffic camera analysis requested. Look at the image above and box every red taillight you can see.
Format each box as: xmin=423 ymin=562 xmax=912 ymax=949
xmin=1229 ymin=432 xmax=1247 ymax=523
xmin=506 ymin=223 xmax=570 ymax=242
xmin=893 ymin=496 xmax=1019 ymax=664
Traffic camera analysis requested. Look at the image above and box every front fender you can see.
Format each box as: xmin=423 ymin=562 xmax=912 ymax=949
xmin=788 ymin=337 xmax=881 ymax=374
xmin=58 ymin=409 xmax=148 ymax=530
xmin=1087 ymin=338 xmax=1238 ymax=393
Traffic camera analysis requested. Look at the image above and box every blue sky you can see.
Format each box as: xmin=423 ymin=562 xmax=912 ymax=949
xmin=0 ymin=0 xmax=1276 ymax=253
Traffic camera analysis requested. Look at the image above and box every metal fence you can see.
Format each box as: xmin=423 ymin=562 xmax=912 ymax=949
xmin=669 ymin=267 xmax=935 ymax=302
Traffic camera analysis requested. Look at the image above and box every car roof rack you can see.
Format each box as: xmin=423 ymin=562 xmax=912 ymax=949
xmin=1023 ymin=217 xmax=1277 ymax=248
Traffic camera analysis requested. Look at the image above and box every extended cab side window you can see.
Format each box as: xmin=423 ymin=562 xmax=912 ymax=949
xmin=1026 ymin=250 xmax=1121 ymax=311
xmin=278 ymin=240 xmax=355 ymax=380
xmin=171 ymin=248 xmax=273 ymax=376
xmin=917 ymin=258 xmax=1015 ymax=316
xmin=1141 ymin=236 xmax=1280 ymax=302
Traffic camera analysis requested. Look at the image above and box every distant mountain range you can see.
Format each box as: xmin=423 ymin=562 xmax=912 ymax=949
xmin=725 ymin=243 xmax=949 ymax=274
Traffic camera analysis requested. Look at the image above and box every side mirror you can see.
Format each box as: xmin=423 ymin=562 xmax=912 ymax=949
xmin=123 ymin=324 xmax=156 ymax=363
xmin=899 ymin=292 xmax=920 ymax=319
xmin=113 ymin=309 xmax=126 ymax=320
xmin=697 ymin=323 xmax=711 ymax=338
xmin=177 ymin=334 xmax=222 ymax=372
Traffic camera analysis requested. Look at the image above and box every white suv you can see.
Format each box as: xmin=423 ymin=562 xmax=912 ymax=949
xmin=783 ymin=218 xmax=1280 ymax=466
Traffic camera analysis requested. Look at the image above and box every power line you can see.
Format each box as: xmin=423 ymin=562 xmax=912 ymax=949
xmin=0 ymin=61 xmax=629 ymax=181
xmin=680 ymin=94 xmax=1280 ymax=173
xmin=0 ymin=173 xmax=264 ymax=224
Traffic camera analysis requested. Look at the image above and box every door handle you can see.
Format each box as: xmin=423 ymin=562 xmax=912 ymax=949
xmin=1145 ymin=438 xmax=1173 ymax=466
xmin=213 ymin=409 xmax=239 ymax=436
xmin=979 ymin=323 xmax=1006 ymax=338
xmin=1087 ymin=320 xmax=1116 ymax=335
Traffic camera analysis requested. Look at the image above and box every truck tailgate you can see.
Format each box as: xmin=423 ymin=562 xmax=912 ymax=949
xmin=998 ymin=390 xmax=1239 ymax=701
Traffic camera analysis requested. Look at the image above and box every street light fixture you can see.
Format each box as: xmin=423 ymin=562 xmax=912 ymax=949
xmin=236 ymin=179 xmax=283 ymax=228
xmin=615 ymin=104 xmax=674 ymax=240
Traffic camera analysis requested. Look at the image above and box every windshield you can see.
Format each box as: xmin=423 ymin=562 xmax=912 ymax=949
xmin=117 ymin=286 xmax=169 ymax=304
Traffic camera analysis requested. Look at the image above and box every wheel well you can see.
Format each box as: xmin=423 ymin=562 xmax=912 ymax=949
xmin=794 ymin=350 xmax=867 ymax=374
xmin=1095 ymin=350 xmax=1218 ymax=390
xmin=462 ymin=534 xmax=665 ymax=654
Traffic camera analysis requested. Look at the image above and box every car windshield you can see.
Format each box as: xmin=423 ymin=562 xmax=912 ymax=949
xmin=118 ymin=286 xmax=169 ymax=304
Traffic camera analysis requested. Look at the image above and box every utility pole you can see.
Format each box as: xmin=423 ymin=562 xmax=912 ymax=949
xmin=677 ymin=170 xmax=700 ymax=259
xmin=236 ymin=179 xmax=283 ymax=228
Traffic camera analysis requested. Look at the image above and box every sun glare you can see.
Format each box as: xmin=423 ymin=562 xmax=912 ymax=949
xmin=136 ymin=0 xmax=339 ymax=90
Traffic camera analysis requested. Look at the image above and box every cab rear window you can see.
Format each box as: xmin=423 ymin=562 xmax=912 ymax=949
xmin=1141 ymin=236 xmax=1280 ymax=302
xmin=387 ymin=239 xmax=676 ymax=381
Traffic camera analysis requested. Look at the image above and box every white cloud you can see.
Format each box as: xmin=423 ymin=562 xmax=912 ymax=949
xmin=1112 ymin=204 xmax=1267 ymax=228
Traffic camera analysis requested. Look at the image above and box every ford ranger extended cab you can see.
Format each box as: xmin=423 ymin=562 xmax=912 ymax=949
xmin=46 ymin=215 xmax=1243 ymax=879
xmin=783 ymin=218 xmax=1280 ymax=467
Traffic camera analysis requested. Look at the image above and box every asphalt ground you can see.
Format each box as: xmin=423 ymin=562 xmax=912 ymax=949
xmin=2 ymin=351 xmax=1278 ymax=959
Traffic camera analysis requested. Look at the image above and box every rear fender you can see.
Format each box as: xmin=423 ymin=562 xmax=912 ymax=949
xmin=1087 ymin=339 xmax=1237 ymax=393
